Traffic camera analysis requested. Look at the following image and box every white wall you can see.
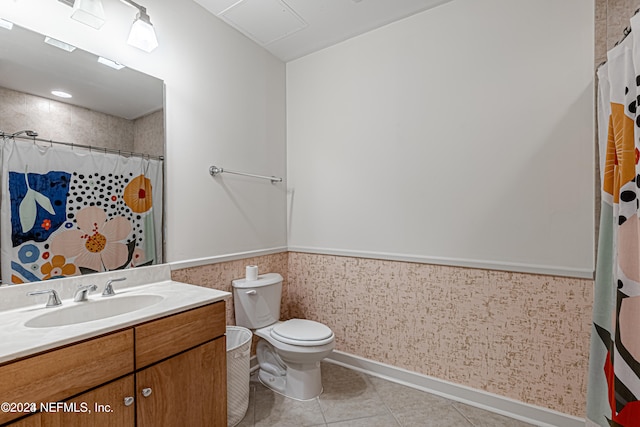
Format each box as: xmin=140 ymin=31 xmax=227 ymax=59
xmin=286 ymin=0 xmax=595 ymax=277
xmin=2 ymin=0 xmax=287 ymax=263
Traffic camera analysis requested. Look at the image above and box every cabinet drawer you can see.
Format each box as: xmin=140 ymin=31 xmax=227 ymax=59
xmin=0 ymin=330 xmax=134 ymax=425
xmin=135 ymin=302 xmax=225 ymax=368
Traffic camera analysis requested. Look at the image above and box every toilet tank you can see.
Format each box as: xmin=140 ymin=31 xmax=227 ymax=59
xmin=232 ymin=273 xmax=283 ymax=329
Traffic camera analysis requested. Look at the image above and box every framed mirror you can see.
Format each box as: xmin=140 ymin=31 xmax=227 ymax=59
xmin=0 ymin=23 xmax=165 ymax=285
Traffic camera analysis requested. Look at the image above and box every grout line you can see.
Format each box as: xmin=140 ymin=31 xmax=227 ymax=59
xmin=451 ymin=403 xmax=477 ymax=426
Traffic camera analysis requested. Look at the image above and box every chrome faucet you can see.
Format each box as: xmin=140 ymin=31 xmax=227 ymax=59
xmin=102 ymin=277 xmax=126 ymax=297
xmin=73 ymin=284 xmax=97 ymax=302
xmin=27 ymin=289 xmax=62 ymax=308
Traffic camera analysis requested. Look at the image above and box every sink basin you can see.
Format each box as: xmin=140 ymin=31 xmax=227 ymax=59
xmin=25 ymin=294 xmax=164 ymax=328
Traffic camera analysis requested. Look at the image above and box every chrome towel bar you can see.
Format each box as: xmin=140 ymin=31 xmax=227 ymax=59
xmin=209 ymin=165 xmax=282 ymax=183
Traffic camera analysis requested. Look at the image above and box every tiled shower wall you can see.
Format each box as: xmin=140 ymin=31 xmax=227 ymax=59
xmin=597 ymin=0 xmax=640 ymax=65
xmin=0 ymin=86 xmax=163 ymax=155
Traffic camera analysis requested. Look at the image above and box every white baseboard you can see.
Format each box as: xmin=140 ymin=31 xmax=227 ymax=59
xmin=324 ymin=350 xmax=585 ymax=427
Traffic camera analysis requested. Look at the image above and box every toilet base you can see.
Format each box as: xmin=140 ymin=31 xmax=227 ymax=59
xmin=258 ymin=362 xmax=323 ymax=401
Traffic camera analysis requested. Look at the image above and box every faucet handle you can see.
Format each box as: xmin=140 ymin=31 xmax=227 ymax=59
xmin=73 ymin=284 xmax=97 ymax=302
xmin=103 ymin=277 xmax=126 ymax=297
xmin=27 ymin=289 xmax=62 ymax=308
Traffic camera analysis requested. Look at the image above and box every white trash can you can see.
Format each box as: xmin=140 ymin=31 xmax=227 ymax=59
xmin=226 ymin=326 xmax=252 ymax=427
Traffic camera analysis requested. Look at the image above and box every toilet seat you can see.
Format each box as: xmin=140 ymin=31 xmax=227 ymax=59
xmin=271 ymin=319 xmax=334 ymax=346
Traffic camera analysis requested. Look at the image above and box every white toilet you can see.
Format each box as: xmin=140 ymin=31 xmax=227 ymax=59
xmin=232 ymin=273 xmax=335 ymax=401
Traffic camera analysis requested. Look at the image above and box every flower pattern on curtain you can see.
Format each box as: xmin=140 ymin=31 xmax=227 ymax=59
xmin=587 ymin=14 xmax=640 ymax=427
xmin=0 ymin=138 xmax=163 ymax=285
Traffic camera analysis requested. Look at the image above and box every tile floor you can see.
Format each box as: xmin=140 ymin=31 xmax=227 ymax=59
xmin=235 ymin=362 xmax=535 ymax=427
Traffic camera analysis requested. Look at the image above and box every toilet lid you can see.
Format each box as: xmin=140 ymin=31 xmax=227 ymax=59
xmin=271 ymin=319 xmax=334 ymax=346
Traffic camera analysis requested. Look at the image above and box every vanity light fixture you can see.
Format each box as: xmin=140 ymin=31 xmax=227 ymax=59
xmin=121 ymin=0 xmax=158 ymax=52
xmin=61 ymin=0 xmax=158 ymax=53
xmin=0 ymin=18 xmax=13 ymax=30
xmin=98 ymin=56 xmax=125 ymax=70
xmin=51 ymin=90 xmax=73 ymax=99
xmin=44 ymin=36 xmax=77 ymax=52
xmin=71 ymin=0 xmax=106 ymax=29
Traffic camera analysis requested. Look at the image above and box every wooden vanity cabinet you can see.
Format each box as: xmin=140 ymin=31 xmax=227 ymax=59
xmin=3 ymin=414 xmax=40 ymax=427
xmin=136 ymin=339 xmax=226 ymax=427
xmin=0 ymin=330 xmax=134 ymax=426
xmin=135 ymin=302 xmax=227 ymax=427
xmin=1 ymin=301 xmax=226 ymax=427
xmin=40 ymin=376 xmax=135 ymax=427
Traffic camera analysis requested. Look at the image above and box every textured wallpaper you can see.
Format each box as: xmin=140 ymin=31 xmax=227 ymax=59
xmin=172 ymin=252 xmax=593 ymax=417
xmin=286 ymin=253 xmax=593 ymax=417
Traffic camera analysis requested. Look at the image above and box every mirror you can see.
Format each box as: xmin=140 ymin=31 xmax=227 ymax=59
xmin=0 ymin=23 xmax=165 ymax=285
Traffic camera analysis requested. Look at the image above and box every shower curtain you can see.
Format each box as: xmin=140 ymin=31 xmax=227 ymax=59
xmin=0 ymin=137 xmax=163 ymax=285
xmin=587 ymin=14 xmax=640 ymax=427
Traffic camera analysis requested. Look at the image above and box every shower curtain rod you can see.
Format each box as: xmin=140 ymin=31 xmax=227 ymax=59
xmin=0 ymin=131 xmax=164 ymax=161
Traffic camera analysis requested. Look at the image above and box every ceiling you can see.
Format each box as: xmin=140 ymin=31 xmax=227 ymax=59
xmin=0 ymin=0 xmax=450 ymax=121
xmin=194 ymin=0 xmax=453 ymax=62
xmin=0 ymin=23 xmax=163 ymax=121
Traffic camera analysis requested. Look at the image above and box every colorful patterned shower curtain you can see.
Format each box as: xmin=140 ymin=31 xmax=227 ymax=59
xmin=0 ymin=137 xmax=163 ymax=285
xmin=587 ymin=15 xmax=640 ymax=427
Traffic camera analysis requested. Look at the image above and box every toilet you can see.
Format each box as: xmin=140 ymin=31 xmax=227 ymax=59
xmin=232 ymin=273 xmax=335 ymax=401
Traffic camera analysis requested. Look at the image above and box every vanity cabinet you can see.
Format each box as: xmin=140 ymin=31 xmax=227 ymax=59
xmin=0 ymin=301 xmax=226 ymax=427
xmin=137 ymin=339 xmax=225 ymax=427
xmin=41 ymin=376 xmax=135 ymax=427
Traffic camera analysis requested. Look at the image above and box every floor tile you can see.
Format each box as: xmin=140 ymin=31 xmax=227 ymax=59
xmin=368 ymin=376 xmax=473 ymax=426
xmin=234 ymin=383 xmax=255 ymax=427
xmin=368 ymin=376 xmax=452 ymax=411
xmin=254 ymin=382 xmax=326 ymax=427
xmin=318 ymin=363 xmax=391 ymax=423
xmin=394 ymin=403 xmax=474 ymax=427
xmin=234 ymin=362 xmax=538 ymax=427
xmin=453 ymin=403 xmax=535 ymax=427
xmin=327 ymin=413 xmax=401 ymax=426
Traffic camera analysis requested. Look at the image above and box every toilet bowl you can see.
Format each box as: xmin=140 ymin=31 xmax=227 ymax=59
xmin=232 ymin=273 xmax=335 ymax=400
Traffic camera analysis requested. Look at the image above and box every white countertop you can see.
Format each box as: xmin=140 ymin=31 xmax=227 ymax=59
xmin=0 ymin=266 xmax=231 ymax=364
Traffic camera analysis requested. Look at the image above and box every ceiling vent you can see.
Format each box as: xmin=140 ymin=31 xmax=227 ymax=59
xmin=218 ymin=0 xmax=307 ymax=46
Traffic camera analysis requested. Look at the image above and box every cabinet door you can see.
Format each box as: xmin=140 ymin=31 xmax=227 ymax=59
xmin=136 ymin=339 xmax=226 ymax=427
xmin=5 ymin=413 xmax=41 ymax=427
xmin=41 ymin=375 xmax=135 ymax=427
xmin=0 ymin=330 xmax=133 ymax=425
